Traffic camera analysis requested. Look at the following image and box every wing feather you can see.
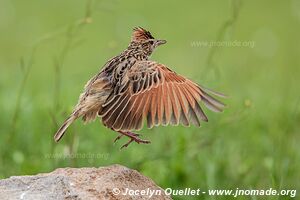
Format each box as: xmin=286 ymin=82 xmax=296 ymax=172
xmin=156 ymin=85 xmax=163 ymax=126
xmin=167 ymin=82 xmax=180 ymax=125
xmin=99 ymin=61 xmax=225 ymax=131
xmin=173 ymin=84 xmax=189 ymax=126
xmin=179 ymin=84 xmax=200 ymax=126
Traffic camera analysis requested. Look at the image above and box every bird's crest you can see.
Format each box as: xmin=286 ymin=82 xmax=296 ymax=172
xmin=131 ymin=27 xmax=154 ymax=42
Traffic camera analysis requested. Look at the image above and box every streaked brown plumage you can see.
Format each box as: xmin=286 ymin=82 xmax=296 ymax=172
xmin=54 ymin=27 xmax=226 ymax=148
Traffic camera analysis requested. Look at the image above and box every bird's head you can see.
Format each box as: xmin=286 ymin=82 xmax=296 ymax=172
xmin=129 ymin=27 xmax=166 ymax=57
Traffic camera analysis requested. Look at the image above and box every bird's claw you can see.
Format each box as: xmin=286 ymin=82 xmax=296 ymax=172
xmin=113 ymin=134 xmax=123 ymax=143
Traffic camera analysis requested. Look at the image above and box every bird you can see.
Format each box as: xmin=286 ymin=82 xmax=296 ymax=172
xmin=54 ymin=27 xmax=226 ymax=149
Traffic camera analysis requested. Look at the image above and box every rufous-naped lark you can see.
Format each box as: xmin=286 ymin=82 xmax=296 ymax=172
xmin=54 ymin=27 xmax=226 ymax=148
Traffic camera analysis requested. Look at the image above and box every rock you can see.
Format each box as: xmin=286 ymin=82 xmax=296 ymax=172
xmin=0 ymin=164 xmax=172 ymax=200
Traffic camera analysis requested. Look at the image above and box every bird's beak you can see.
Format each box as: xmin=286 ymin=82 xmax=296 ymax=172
xmin=155 ymin=39 xmax=167 ymax=46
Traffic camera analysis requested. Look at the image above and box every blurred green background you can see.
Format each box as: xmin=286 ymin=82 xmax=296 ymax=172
xmin=0 ymin=0 xmax=299 ymax=199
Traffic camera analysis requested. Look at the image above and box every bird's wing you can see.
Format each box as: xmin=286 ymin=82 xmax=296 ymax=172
xmin=99 ymin=61 xmax=226 ymax=131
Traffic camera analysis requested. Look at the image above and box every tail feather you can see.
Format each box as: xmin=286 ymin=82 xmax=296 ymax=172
xmin=54 ymin=115 xmax=77 ymax=142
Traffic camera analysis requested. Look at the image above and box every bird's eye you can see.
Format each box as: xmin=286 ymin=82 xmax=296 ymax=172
xmin=149 ymin=41 xmax=154 ymax=45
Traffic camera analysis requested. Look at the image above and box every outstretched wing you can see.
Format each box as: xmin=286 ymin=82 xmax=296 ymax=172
xmin=99 ymin=61 xmax=226 ymax=131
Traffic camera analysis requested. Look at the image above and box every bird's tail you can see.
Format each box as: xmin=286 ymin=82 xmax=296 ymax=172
xmin=54 ymin=115 xmax=77 ymax=142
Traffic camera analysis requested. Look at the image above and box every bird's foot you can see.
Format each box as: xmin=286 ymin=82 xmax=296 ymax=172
xmin=113 ymin=131 xmax=151 ymax=149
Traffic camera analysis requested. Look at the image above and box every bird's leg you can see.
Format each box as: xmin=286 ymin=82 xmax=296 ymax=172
xmin=113 ymin=131 xmax=151 ymax=149
xmin=113 ymin=131 xmax=141 ymax=143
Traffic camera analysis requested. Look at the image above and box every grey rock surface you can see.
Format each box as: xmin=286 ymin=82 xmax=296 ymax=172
xmin=0 ymin=164 xmax=171 ymax=200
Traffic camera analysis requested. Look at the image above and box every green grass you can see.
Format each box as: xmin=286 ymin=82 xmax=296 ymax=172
xmin=0 ymin=0 xmax=299 ymax=199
